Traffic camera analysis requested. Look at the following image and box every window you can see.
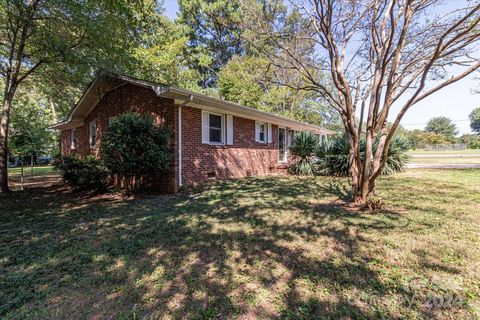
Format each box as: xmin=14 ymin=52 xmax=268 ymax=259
xmin=209 ymin=114 xmax=223 ymax=143
xmin=255 ymin=121 xmax=271 ymax=143
xmin=259 ymin=123 xmax=265 ymax=142
xmin=202 ymin=111 xmax=231 ymax=145
xmin=89 ymin=121 xmax=96 ymax=147
xmin=71 ymin=129 xmax=77 ymax=149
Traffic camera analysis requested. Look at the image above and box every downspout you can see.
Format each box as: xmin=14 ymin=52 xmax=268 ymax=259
xmin=178 ymin=95 xmax=193 ymax=188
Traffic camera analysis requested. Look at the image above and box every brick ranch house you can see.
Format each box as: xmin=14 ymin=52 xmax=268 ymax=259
xmin=52 ymin=72 xmax=334 ymax=192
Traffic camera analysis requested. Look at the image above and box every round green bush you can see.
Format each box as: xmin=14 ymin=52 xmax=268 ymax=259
xmin=101 ymin=112 xmax=173 ymax=192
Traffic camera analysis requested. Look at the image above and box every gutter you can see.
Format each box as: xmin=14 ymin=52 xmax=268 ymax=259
xmin=164 ymin=87 xmax=335 ymax=134
xmin=177 ymin=95 xmax=193 ymax=188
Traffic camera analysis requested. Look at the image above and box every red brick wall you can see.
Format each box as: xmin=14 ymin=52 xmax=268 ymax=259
xmin=60 ymin=84 xmax=292 ymax=192
xmin=180 ymin=106 xmax=286 ymax=187
xmin=60 ymin=84 xmax=178 ymax=192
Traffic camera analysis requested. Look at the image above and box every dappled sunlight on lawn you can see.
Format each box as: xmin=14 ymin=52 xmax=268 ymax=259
xmin=1 ymin=170 xmax=479 ymax=319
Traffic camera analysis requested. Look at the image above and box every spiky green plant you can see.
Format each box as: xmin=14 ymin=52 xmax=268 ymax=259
xmin=288 ymin=131 xmax=319 ymax=175
xmin=315 ymin=134 xmax=410 ymax=176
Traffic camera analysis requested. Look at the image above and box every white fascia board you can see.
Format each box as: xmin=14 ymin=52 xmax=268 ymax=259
xmin=166 ymin=88 xmax=330 ymax=134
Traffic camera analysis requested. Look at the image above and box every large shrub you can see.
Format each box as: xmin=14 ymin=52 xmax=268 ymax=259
xmin=54 ymin=155 xmax=109 ymax=191
xmin=101 ymin=112 xmax=173 ymax=192
xmin=288 ymin=131 xmax=319 ymax=175
xmin=314 ymin=134 xmax=410 ymax=176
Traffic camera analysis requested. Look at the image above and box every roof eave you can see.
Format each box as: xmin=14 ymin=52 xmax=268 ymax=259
xmin=162 ymin=87 xmax=334 ymax=134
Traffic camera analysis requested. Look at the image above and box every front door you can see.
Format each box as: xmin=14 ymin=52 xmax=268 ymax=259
xmin=278 ymin=127 xmax=287 ymax=162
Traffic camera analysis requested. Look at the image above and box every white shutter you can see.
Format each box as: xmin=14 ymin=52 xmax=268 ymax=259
xmin=255 ymin=121 xmax=260 ymax=142
xmin=201 ymin=110 xmax=209 ymax=144
xmin=267 ymin=123 xmax=272 ymax=143
xmin=226 ymin=115 xmax=233 ymax=145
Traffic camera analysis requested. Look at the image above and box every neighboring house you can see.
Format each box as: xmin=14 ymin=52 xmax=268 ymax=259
xmin=52 ymin=72 xmax=334 ymax=192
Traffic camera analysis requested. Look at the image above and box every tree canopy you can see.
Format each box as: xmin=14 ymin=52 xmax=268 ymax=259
xmin=425 ymin=117 xmax=458 ymax=139
xmin=470 ymin=107 xmax=480 ymax=133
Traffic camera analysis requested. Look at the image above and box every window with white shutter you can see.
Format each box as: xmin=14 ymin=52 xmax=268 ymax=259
xmin=89 ymin=121 xmax=96 ymax=147
xmin=201 ymin=110 xmax=228 ymax=145
xmin=226 ymin=115 xmax=233 ymax=145
xmin=255 ymin=121 xmax=267 ymax=143
xmin=71 ymin=129 xmax=77 ymax=149
xmin=267 ymin=123 xmax=272 ymax=143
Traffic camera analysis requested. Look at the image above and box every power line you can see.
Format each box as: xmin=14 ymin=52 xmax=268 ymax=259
xmin=401 ymin=119 xmax=470 ymax=126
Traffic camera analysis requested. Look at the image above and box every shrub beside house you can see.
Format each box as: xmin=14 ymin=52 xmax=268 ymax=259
xmin=51 ymin=72 xmax=334 ymax=192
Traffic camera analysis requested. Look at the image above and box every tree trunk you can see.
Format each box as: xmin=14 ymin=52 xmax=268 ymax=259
xmin=49 ymin=99 xmax=58 ymax=124
xmin=360 ymin=130 xmax=373 ymax=203
xmin=346 ymin=129 xmax=363 ymax=203
xmin=0 ymin=92 xmax=14 ymax=193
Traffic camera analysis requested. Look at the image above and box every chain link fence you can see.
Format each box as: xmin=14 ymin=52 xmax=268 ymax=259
xmin=424 ymin=144 xmax=467 ymax=151
xmin=8 ymin=155 xmax=56 ymax=190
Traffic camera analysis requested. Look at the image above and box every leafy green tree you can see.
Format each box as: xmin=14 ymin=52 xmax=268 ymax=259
xmin=218 ymin=55 xmax=340 ymax=127
xmin=178 ymin=0 xmax=245 ymax=87
xmin=0 ymin=0 xmax=156 ymax=192
xmin=132 ymin=14 xmax=202 ymax=91
xmin=8 ymin=89 xmax=55 ymax=157
xmin=425 ymin=117 xmax=458 ymax=140
xmin=460 ymin=134 xmax=480 ymax=149
xmin=218 ymin=56 xmax=267 ymax=108
xmin=469 ymin=107 xmax=480 ymax=133
xmin=101 ymin=113 xmax=173 ymax=193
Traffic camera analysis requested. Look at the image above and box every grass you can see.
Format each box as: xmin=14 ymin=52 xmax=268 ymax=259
xmin=408 ymin=157 xmax=480 ymax=164
xmin=8 ymin=166 xmax=55 ymax=178
xmin=407 ymin=149 xmax=480 ymax=165
xmin=407 ymin=149 xmax=480 ymax=155
xmin=1 ymin=170 xmax=480 ymax=319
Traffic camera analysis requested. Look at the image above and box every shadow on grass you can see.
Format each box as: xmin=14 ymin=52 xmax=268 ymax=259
xmin=0 ymin=175 xmax=466 ymax=319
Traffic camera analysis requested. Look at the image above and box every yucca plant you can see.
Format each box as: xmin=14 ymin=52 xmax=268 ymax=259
xmin=315 ymin=134 xmax=410 ymax=176
xmin=380 ymin=135 xmax=411 ymax=175
xmin=288 ymin=131 xmax=319 ymax=175
xmin=315 ymin=136 xmax=352 ymax=176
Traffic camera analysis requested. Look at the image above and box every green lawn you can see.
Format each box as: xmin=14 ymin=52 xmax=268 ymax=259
xmin=407 ymin=149 xmax=480 ymax=155
xmin=1 ymin=170 xmax=480 ymax=319
xmin=408 ymin=157 xmax=480 ymax=164
xmin=8 ymin=166 xmax=55 ymax=178
xmin=407 ymin=149 xmax=480 ymax=165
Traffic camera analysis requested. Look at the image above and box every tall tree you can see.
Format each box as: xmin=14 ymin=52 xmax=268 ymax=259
xmin=425 ymin=116 xmax=458 ymax=139
xmin=469 ymin=107 xmax=480 ymax=133
xmin=218 ymin=55 xmax=340 ymax=127
xmin=8 ymin=88 xmax=55 ymax=157
xmin=178 ymin=0 xmax=245 ymax=87
xmin=132 ymin=13 xmax=202 ymax=91
xmin=0 ymin=0 xmax=152 ymax=193
xmin=243 ymin=0 xmax=480 ymax=204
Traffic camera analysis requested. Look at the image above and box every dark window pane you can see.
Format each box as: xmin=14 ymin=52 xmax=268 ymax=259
xmin=209 ymin=114 xmax=222 ymax=128
xmin=210 ymin=128 xmax=221 ymax=143
xmin=259 ymin=131 xmax=265 ymax=142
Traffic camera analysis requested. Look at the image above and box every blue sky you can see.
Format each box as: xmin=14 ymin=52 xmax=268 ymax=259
xmin=163 ymin=0 xmax=479 ymax=134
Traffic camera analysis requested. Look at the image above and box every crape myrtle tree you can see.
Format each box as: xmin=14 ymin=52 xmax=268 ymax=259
xmin=242 ymin=0 xmax=480 ymax=204
xmin=0 ymin=0 xmax=154 ymax=193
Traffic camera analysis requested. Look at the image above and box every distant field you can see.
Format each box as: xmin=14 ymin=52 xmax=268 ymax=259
xmin=408 ymin=149 xmax=480 ymax=165
xmin=407 ymin=149 xmax=480 ymax=155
